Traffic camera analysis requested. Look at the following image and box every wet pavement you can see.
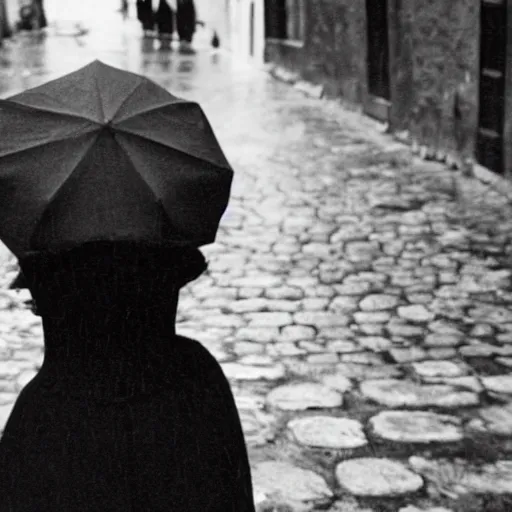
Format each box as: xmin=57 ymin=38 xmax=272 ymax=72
xmin=2 ymin=10 xmax=512 ymax=512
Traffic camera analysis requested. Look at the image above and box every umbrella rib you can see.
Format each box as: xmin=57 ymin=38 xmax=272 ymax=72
xmin=113 ymin=99 xmax=192 ymax=124
xmin=93 ymin=74 xmax=106 ymax=122
xmin=0 ymin=98 xmax=100 ymax=123
xmin=109 ymin=80 xmax=145 ymax=122
xmin=113 ymin=128 xmax=232 ymax=171
xmin=0 ymin=127 xmax=100 ymax=159
xmin=37 ymin=133 xmax=101 ymax=208
xmin=114 ymin=136 xmax=194 ymax=242
xmin=112 ymin=136 xmax=162 ymax=199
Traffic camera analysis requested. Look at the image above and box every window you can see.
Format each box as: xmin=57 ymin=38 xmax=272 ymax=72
xmin=265 ymin=0 xmax=305 ymax=42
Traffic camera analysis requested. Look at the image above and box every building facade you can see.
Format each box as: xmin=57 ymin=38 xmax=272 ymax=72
xmin=0 ymin=0 xmax=12 ymax=41
xmin=2 ymin=0 xmax=20 ymax=37
xmin=230 ymin=0 xmax=265 ymax=64
xmin=263 ymin=0 xmax=512 ymax=179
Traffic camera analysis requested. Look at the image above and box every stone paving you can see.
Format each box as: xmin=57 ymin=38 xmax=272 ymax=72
xmin=2 ymin=11 xmax=512 ymax=512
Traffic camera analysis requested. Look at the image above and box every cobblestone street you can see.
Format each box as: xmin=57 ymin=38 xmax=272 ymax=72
xmin=2 ymin=10 xmax=512 ymax=512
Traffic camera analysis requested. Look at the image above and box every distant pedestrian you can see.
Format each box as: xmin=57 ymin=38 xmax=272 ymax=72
xmin=34 ymin=0 xmax=47 ymax=28
xmin=211 ymin=30 xmax=220 ymax=49
xmin=119 ymin=0 xmax=129 ymax=18
xmin=155 ymin=0 xmax=174 ymax=49
xmin=136 ymin=0 xmax=154 ymax=35
xmin=17 ymin=0 xmax=47 ymax=31
xmin=0 ymin=0 xmax=12 ymax=40
xmin=176 ymin=0 xmax=196 ymax=54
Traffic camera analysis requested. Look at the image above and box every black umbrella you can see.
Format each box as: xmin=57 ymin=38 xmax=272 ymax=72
xmin=0 ymin=60 xmax=233 ymax=259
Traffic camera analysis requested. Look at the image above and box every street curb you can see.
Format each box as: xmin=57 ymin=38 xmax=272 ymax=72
xmin=472 ymin=163 xmax=512 ymax=201
xmin=269 ymin=65 xmax=324 ymax=99
xmin=267 ymin=64 xmax=512 ymax=204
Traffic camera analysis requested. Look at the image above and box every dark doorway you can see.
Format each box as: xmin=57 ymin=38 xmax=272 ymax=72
xmin=477 ymin=0 xmax=507 ymax=174
xmin=364 ymin=0 xmax=391 ymax=121
xmin=264 ymin=0 xmax=286 ymax=39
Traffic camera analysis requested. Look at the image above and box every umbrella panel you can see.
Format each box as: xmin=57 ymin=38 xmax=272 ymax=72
xmin=116 ymin=131 xmax=232 ymax=245
xmin=115 ymin=101 xmax=231 ymax=170
xmin=0 ymin=101 xmax=98 ymax=157
xmin=30 ymin=130 xmax=177 ymax=252
xmin=5 ymin=60 xmax=185 ymax=124
xmin=0 ymin=133 xmax=99 ymax=256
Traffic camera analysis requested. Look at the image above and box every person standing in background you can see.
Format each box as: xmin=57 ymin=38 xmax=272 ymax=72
xmin=176 ymin=0 xmax=196 ymax=54
xmin=34 ymin=0 xmax=47 ymax=28
xmin=155 ymin=0 xmax=174 ymax=50
xmin=136 ymin=0 xmax=154 ymax=36
xmin=120 ymin=0 xmax=129 ymax=18
xmin=0 ymin=0 xmax=12 ymax=42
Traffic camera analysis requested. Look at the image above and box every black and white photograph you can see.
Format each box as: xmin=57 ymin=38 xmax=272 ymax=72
xmin=1 ymin=1 xmax=512 ymax=511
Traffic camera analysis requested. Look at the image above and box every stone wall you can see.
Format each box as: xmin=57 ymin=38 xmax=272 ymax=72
xmin=265 ymin=0 xmax=481 ymax=165
xmin=406 ymin=0 xmax=479 ymax=160
xmin=503 ymin=0 xmax=512 ymax=179
xmin=265 ymin=0 xmax=367 ymax=105
xmin=0 ymin=0 xmax=9 ymax=40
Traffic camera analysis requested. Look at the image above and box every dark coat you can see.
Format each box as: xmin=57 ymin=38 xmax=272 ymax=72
xmin=1 ymin=0 xmax=12 ymax=38
xmin=0 ymin=244 xmax=256 ymax=512
xmin=176 ymin=0 xmax=196 ymax=42
xmin=155 ymin=0 xmax=174 ymax=35
xmin=136 ymin=0 xmax=154 ymax=31
xmin=34 ymin=0 xmax=47 ymax=28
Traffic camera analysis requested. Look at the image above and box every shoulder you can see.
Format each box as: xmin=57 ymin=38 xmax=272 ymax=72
xmin=174 ymin=334 xmax=220 ymax=361
xmin=173 ymin=334 xmax=230 ymax=382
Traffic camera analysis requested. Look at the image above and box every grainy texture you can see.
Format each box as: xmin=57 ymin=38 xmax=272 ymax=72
xmin=2 ymin=17 xmax=512 ymax=511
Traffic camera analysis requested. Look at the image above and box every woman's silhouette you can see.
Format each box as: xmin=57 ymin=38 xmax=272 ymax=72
xmin=0 ymin=241 xmax=256 ymax=511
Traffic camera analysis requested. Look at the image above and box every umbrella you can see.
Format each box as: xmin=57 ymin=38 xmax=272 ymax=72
xmin=0 ymin=60 xmax=233 ymax=259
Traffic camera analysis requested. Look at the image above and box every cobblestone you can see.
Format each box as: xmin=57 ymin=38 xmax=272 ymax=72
xmin=424 ymin=333 xmax=463 ymax=347
xmin=391 ymin=347 xmax=429 ymax=363
xmin=221 ymin=363 xmax=286 ymax=381
xmin=360 ymin=380 xmax=480 ymax=408
xmin=359 ymin=294 xmax=400 ymax=311
xmin=477 ymin=403 xmax=512 ymax=435
xmin=481 ymin=375 xmax=512 ymax=396
xmin=428 ymin=348 xmax=458 ymax=360
xmin=236 ymin=328 xmax=279 ymax=344
xmin=353 ymin=311 xmax=392 ymax=324
xmin=294 ymin=311 xmax=350 ymax=327
xmin=399 ymin=507 xmax=453 ymax=512
xmin=411 ymin=361 xmax=470 ymax=380
xmin=252 ymin=461 xmax=333 ymax=507
xmin=357 ymin=336 xmax=393 ymax=352
xmin=320 ymin=374 xmax=353 ymax=392
xmin=266 ymin=383 xmax=343 ymax=410
xmin=398 ymin=305 xmax=436 ymax=323
xmin=336 ymin=458 xmax=424 ymax=497
xmin=288 ymin=416 xmax=367 ymax=449
xmin=369 ymin=411 xmax=463 ymax=444
xmin=409 ymin=457 xmax=512 ymax=495
xmin=279 ymin=325 xmax=316 ymax=342
xmin=307 ymin=353 xmax=339 ymax=364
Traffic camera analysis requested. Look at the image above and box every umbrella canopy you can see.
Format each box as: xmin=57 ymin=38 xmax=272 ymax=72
xmin=0 ymin=60 xmax=233 ymax=259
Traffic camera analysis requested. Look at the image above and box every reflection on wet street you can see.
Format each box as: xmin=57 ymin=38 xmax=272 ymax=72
xmin=2 ymin=4 xmax=512 ymax=511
